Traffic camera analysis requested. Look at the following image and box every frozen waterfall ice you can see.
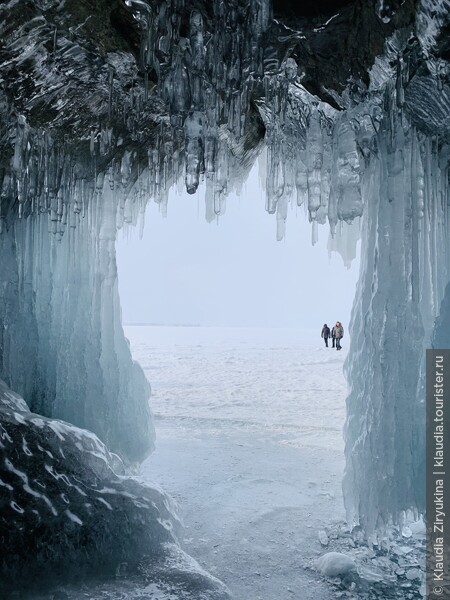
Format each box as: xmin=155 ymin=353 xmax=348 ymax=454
xmin=0 ymin=183 xmax=153 ymax=462
xmin=343 ymin=97 xmax=450 ymax=533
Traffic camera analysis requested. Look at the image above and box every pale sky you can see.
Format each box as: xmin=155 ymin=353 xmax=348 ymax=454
xmin=117 ymin=160 xmax=360 ymax=329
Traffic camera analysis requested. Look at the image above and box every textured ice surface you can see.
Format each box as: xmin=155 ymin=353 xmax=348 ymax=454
xmin=0 ymin=379 xmax=229 ymax=598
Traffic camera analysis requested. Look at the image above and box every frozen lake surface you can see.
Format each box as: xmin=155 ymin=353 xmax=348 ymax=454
xmin=126 ymin=326 xmax=348 ymax=600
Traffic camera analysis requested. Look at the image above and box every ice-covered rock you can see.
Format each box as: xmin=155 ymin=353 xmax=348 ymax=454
xmin=0 ymin=380 xmax=230 ymax=598
xmin=316 ymin=552 xmax=356 ymax=578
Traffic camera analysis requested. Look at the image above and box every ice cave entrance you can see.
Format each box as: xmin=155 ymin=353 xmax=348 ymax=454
xmin=116 ymin=158 xmax=361 ymax=598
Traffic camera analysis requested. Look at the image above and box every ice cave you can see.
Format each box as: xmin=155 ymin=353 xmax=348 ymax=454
xmin=0 ymin=0 xmax=449 ymax=598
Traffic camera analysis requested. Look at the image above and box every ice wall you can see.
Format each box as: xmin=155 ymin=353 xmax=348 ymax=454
xmin=0 ymin=183 xmax=152 ymax=462
xmin=343 ymin=96 xmax=450 ymax=532
xmin=433 ymin=283 xmax=450 ymax=349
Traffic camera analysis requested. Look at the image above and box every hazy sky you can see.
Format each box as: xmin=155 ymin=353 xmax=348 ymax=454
xmin=117 ymin=159 xmax=360 ymax=329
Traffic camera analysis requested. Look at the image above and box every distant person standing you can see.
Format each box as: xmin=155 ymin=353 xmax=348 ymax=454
xmin=335 ymin=321 xmax=344 ymax=350
xmin=321 ymin=324 xmax=331 ymax=347
xmin=331 ymin=324 xmax=336 ymax=348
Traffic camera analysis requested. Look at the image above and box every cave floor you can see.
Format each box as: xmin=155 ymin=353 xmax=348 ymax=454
xmin=131 ymin=326 xmax=347 ymax=600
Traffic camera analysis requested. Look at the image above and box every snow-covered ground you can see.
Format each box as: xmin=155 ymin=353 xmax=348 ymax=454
xmin=126 ymin=325 xmax=348 ymax=600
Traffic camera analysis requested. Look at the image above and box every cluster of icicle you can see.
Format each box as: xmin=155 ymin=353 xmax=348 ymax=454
xmin=2 ymin=117 xmax=111 ymax=237
xmin=260 ymin=74 xmax=367 ymax=241
xmin=2 ymin=0 xmax=372 ymax=242
xmin=116 ymin=0 xmax=369 ymax=238
xmin=3 ymin=0 xmax=449 ymax=246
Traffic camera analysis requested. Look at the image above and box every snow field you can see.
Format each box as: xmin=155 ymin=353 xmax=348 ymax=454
xmin=126 ymin=326 xmax=348 ymax=600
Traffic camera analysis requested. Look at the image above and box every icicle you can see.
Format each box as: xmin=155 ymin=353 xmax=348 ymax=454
xmin=108 ymin=68 xmax=114 ymax=119
xmin=333 ymin=118 xmax=363 ymax=223
xmin=295 ymin=156 xmax=308 ymax=207
xmin=90 ymin=128 xmax=96 ymax=156
xmin=121 ymin=151 xmax=132 ymax=188
xmin=276 ymin=196 xmax=288 ymax=241
xmin=306 ymin=115 xmax=323 ymax=219
xmin=311 ymin=220 xmax=318 ymax=245
xmin=395 ymin=55 xmax=405 ymax=108
xmin=184 ymin=111 xmax=203 ymax=195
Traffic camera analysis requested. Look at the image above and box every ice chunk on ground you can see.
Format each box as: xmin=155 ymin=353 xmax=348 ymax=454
xmin=316 ymin=552 xmax=356 ymax=577
xmin=402 ymin=526 xmax=413 ymax=538
xmin=318 ymin=530 xmax=329 ymax=546
xmin=408 ymin=518 xmax=426 ymax=537
xmin=405 ymin=568 xmax=422 ymax=581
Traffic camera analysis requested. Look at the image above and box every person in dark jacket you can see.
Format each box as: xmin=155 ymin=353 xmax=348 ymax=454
xmin=334 ymin=321 xmax=344 ymax=350
xmin=321 ymin=324 xmax=331 ymax=347
xmin=331 ymin=325 xmax=336 ymax=348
